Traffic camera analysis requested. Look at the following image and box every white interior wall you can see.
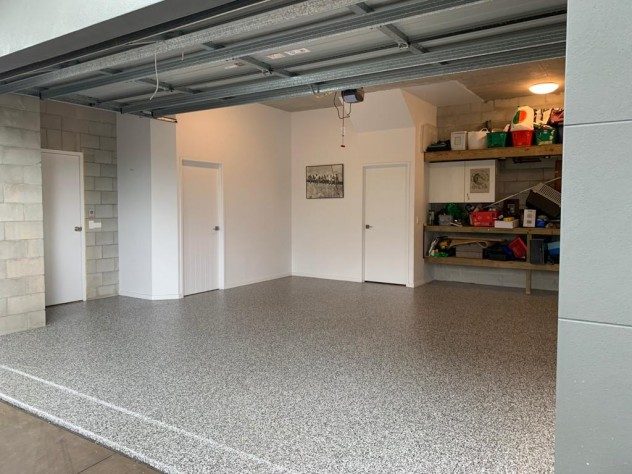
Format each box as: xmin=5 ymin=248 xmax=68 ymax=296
xmin=176 ymin=104 xmax=291 ymax=289
xmin=118 ymin=86 xmax=558 ymax=298
xmin=290 ymin=90 xmax=436 ymax=285
xmin=150 ymin=119 xmax=179 ymax=299
xmin=117 ymin=115 xmax=152 ymax=298
xmin=404 ymin=92 xmax=439 ymax=286
xmin=117 ymin=114 xmax=179 ymax=300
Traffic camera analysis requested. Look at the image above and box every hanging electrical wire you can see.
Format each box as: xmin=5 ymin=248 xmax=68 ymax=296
xmin=148 ymin=51 xmax=160 ymax=101
xmin=333 ymin=91 xmax=352 ymax=148
xmin=310 ymin=84 xmax=333 ymax=99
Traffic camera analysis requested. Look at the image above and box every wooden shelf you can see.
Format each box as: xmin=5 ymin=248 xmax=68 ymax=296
xmin=424 ymin=144 xmax=563 ymax=163
xmin=425 ymin=225 xmax=560 ymax=236
xmin=424 ymin=256 xmax=559 ymax=272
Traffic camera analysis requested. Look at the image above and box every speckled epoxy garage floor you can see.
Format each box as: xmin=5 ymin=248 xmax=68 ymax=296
xmin=0 ymin=278 xmax=557 ymax=473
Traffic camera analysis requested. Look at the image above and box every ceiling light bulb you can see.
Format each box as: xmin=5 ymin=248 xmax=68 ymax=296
xmin=529 ymin=82 xmax=559 ymax=94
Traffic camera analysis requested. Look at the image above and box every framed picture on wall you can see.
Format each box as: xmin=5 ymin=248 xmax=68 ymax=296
xmin=469 ymin=167 xmax=491 ymax=194
xmin=306 ymin=164 xmax=344 ymax=199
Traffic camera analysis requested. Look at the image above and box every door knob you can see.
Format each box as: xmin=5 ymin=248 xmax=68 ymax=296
xmin=365 ymin=224 xmax=372 ymax=229
xmin=213 ymin=226 xmax=220 ymax=231
xmin=74 ymin=226 xmax=83 ymax=232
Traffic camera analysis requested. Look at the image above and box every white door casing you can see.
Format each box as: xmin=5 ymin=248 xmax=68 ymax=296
xmin=363 ymin=164 xmax=409 ymax=285
xmin=42 ymin=150 xmax=86 ymax=306
xmin=181 ymin=160 xmax=221 ymax=296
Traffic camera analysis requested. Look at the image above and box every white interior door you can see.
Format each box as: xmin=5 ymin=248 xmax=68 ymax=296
xmin=182 ymin=161 xmax=220 ymax=296
xmin=42 ymin=151 xmax=85 ymax=306
xmin=363 ymin=164 xmax=409 ymax=285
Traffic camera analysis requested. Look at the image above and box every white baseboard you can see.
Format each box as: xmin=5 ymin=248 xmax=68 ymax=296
xmin=118 ymin=290 xmax=182 ymax=301
xmin=223 ymin=272 xmax=292 ymax=289
xmin=291 ymin=272 xmax=363 ymax=283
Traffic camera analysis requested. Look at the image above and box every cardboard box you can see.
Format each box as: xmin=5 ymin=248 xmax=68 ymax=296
xmin=455 ymin=243 xmax=484 ymax=259
xmin=494 ymin=220 xmax=519 ymax=229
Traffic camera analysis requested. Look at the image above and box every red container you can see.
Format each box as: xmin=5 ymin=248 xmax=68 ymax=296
xmin=508 ymin=237 xmax=527 ymax=259
xmin=511 ymin=130 xmax=534 ymax=147
xmin=470 ymin=210 xmax=499 ymax=227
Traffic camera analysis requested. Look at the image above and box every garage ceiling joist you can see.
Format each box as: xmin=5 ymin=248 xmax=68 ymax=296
xmin=152 ymin=43 xmax=567 ymax=116
xmin=124 ymin=24 xmax=565 ymax=115
xmin=0 ymin=0 xmax=567 ymax=118
xmin=98 ymin=8 xmax=565 ymax=104
xmin=0 ymin=0 xmax=358 ymax=95
xmin=36 ymin=0 xmax=484 ymax=100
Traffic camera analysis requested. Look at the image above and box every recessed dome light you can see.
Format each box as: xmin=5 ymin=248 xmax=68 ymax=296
xmin=529 ymin=82 xmax=559 ymax=94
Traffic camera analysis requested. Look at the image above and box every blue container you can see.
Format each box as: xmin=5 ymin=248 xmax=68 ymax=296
xmin=547 ymin=241 xmax=560 ymax=257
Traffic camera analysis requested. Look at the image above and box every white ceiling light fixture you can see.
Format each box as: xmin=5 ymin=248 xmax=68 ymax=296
xmin=284 ymin=48 xmax=310 ymax=56
xmin=529 ymin=82 xmax=559 ymax=94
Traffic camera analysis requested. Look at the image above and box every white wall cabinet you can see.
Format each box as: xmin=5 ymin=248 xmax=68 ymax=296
xmin=427 ymin=161 xmax=465 ymax=203
xmin=428 ymin=160 xmax=496 ymax=203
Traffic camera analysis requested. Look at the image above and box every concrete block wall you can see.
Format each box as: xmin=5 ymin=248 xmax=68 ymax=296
xmin=40 ymin=101 xmax=118 ymax=299
xmin=437 ymin=92 xmax=564 ymax=205
xmin=0 ymin=94 xmax=46 ymax=335
xmin=436 ymin=92 xmax=565 ymax=140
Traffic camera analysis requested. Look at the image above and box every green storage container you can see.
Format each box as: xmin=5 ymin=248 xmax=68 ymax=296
xmin=535 ymin=129 xmax=556 ymax=145
xmin=487 ymin=131 xmax=508 ymax=148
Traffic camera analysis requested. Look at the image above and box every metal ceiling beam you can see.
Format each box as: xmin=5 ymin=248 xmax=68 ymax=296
xmin=94 ymin=10 xmax=566 ymax=106
xmin=35 ymin=0 xmax=486 ymax=99
xmin=199 ymin=40 xmax=294 ymax=77
xmin=153 ymin=43 xmax=566 ymax=116
xmin=238 ymin=57 xmax=295 ymax=78
xmin=0 ymin=0 xmax=356 ymax=95
xmin=348 ymin=2 xmax=427 ymax=54
xmin=121 ymin=25 xmax=565 ymax=114
xmin=98 ymin=69 xmax=197 ymax=95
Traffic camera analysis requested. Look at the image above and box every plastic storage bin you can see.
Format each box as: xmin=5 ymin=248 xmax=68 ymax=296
xmin=487 ymin=131 xmax=508 ymax=148
xmin=467 ymin=129 xmax=488 ymax=150
xmin=470 ymin=210 xmax=499 ymax=227
xmin=508 ymin=237 xmax=527 ymax=259
xmin=511 ymin=130 xmax=534 ymax=147
xmin=535 ymin=129 xmax=556 ymax=145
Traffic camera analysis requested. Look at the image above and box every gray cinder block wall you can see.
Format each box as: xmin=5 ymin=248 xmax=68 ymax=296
xmin=0 ymin=94 xmax=46 ymax=335
xmin=437 ymin=92 xmax=564 ymax=205
xmin=40 ymin=101 xmax=118 ymax=299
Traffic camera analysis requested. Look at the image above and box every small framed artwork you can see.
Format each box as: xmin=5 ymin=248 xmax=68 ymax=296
xmin=469 ymin=168 xmax=491 ymax=194
xmin=306 ymin=164 xmax=344 ymax=199
xmin=503 ymin=198 xmax=520 ymax=217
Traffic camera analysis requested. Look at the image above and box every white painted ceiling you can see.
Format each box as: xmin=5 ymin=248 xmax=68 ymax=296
xmin=404 ymin=81 xmax=483 ymax=106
